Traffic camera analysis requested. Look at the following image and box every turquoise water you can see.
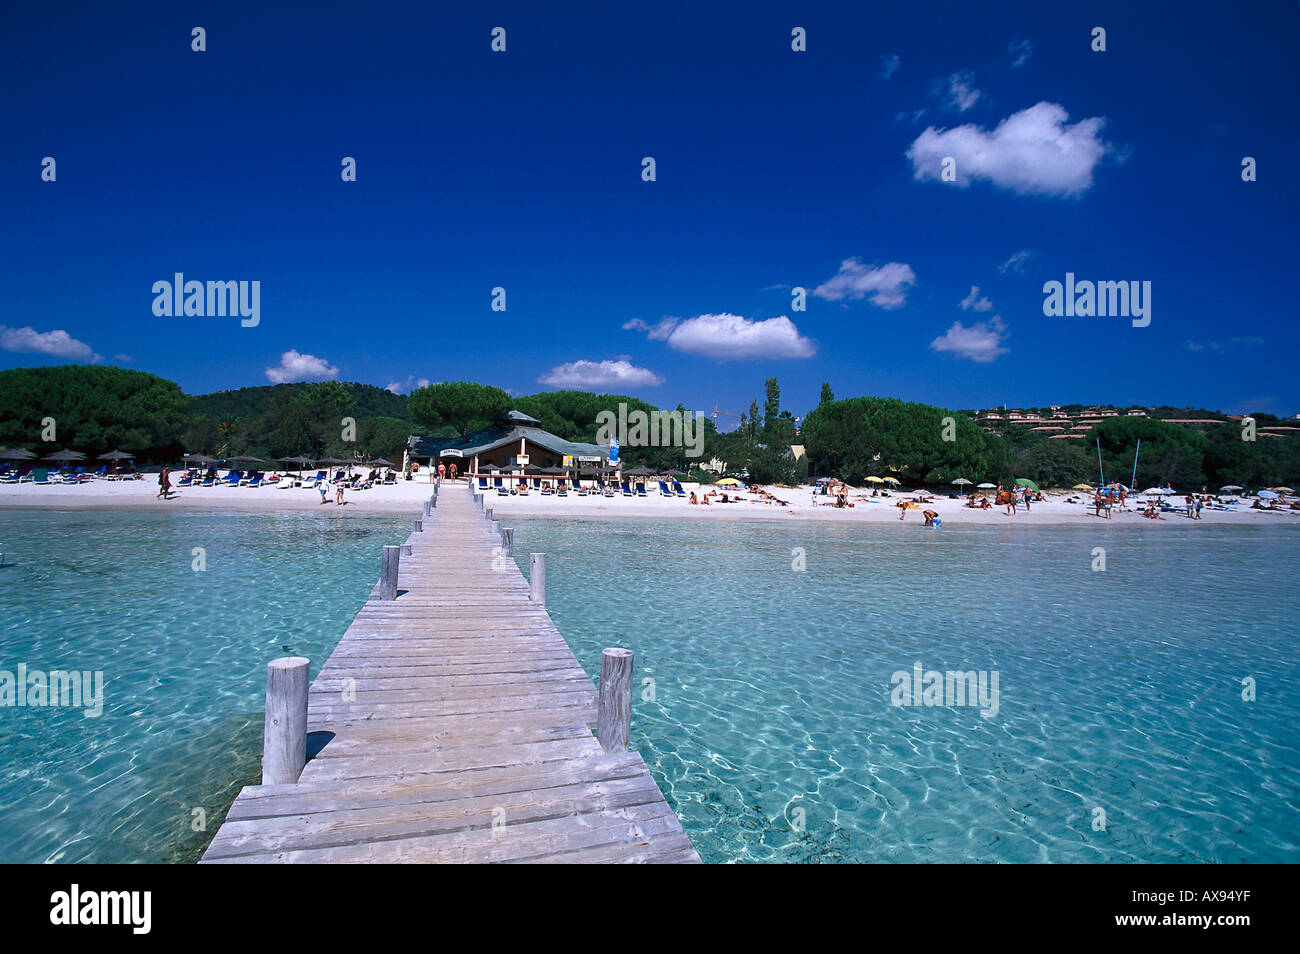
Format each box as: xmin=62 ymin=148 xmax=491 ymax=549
xmin=509 ymin=517 xmax=1300 ymax=863
xmin=0 ymin=508 xmax=408 ymax=863
xmin=2 ymin=510 xmax=1297 ymax=863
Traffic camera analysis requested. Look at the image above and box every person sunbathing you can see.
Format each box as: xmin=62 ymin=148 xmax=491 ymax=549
xmin=689 ymin=492 xmax=698 ymax=504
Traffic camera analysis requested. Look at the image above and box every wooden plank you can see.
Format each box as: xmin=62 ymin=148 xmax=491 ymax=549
xmin=200 ymin=487 xmax=698 ymax=864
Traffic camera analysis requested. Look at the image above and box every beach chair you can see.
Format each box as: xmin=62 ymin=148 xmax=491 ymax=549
xmin=91 ymin=465 xmax=109 ymax=480
xmin=573 ymin=479 xmax=587 ymax=496
xmin=621 ymin=480 xmax=633 ymax=497
xmin=671 ymin=480 xmax=688 ymax=498
xmin=4 ymin=465 xmax=33 ymax=484
xmin=540 ymin=481 xmax=553 ymax=495
xmin=176 ymin=471 xmax=193 ymax=487
xmin=658 ymin=480 xmax=673 ymax=496
xmin=497 ymin=481 xmax=509 ymax=496
xmin=30 ymin=468 xmax=50 ymax=485
xmin=603 ymin=482 xmax=616 ymax=497
xmin=635 ymin=481 xmax=648 ymax=497
xmin=557 ymin=480 xmax=568 ymax=497
xmin=478 ymin=476 xmax=489 ymax=491
xmin=245 ymin=471 xmax=263 ymax=488
xmin=532 ymin=477 xmax=542 ymax=490
xmin=517 ymin=481 xmax=529 ymax=496
xmin=225 ymin=470 xmax=241 ymax=486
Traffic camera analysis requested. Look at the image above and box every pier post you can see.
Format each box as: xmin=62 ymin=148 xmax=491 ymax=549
xmin=485 ymin=507 xmax=493 ymax=523
xmin=402 ymin=543 xmax=412 ymax=555
xmin=423 ymin=500 xmax=430 ymax=518
xmin=529 ymin=553 xmax=546 ymax=606
xmin=379 ymin=545 xmax=401 ymax=600
xmin=431 ymin=493 xmax=437 ymax=509
xmin=597 ymin=648 xmax=634 ymax=754
xmin=262 ymin=657 xmax=310 ymax=784
xmin=413 ymin=519 xmax=423 ymax=533
xmin=501 ymin=527 xmax=514 ymax=557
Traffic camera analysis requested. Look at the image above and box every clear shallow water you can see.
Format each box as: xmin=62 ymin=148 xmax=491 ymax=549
xmin=509 ymin=517 xmax=1300 ymax=863
xmin=0 ymin=508 xmax=408 ymax=863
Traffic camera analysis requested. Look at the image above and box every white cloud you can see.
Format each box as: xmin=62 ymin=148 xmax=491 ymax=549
xmin=812 ymin=258 xmax=917 ymax=309
xmin=538 ymin=358 xmax=664 ymax=389
xmin=906 ymin=102 xmax=1112 ymax=196
xmin=930 ymin=316 xmax=1010 ymax=363
xmin=936 ymin=71 xmax=982 ymax=112
xmin=0 ymin=325 xmax=101 ymax=362
xmin=628 ymin=313 xmax=816 ymax=361
xmin=621 ymin=317 xmax=679 ymax=341
xmin=960 ymin=286 xmax=994 ymax=312
xmin=386 ymin=374 xmax=432 ymax=394
xmin=879 ymin=54 xmax=901 ymax=80
xmin=1008 ymin=39 xmax=1033 ymax=69
xmin=264 ymin=350 xmax=339 ymax=384
xmin=998 ymin=250 xmax=1034 ymax=273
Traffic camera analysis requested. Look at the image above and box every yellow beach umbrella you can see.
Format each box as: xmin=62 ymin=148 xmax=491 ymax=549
xmin=715 ymin=477 xmax=741 ymax=486
xmin=882 ymin=477 xmax=900 ymax=485
xmin=866 ymin=476 xmax=885 ymax=484
xmin=1273 ymin=486 xmax=1294 ymax=493
xmin=1073 ymin=483 xmax=1095 ymax=491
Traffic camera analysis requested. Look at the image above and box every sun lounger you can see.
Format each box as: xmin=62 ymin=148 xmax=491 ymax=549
xmin=621 ymin=480 xmax=633 ymax=497
xmin=225 ymin=470 xmax=241 ymax=486
xmin=635 ymin=481 xmax=647 ymax=497
xmin=540 ymin=482 xmax=553 ymax=495
xmin=4 ymin=465 xmax=34 ymax=484
xmin=671 ymin=480 xmax=688 ymax=498
xmin=603 ymin=483 xmax=615 ymax=497
xmin=478 ymin=476 xmax=489 ymax=490
xmin=517 ymin=482 xmax=529 ymax=496
xmin=574 ymin=479 xmax=587 ymax=496
xmin=176 ymin=472 xmax=193 ymax=486
xmin=30 ymin=468 xmax=50 ymax=485
xmin=245 ymin=471 xmax=263 ymax=488
xmin=658 ymin=480 xmax=673 ymax=496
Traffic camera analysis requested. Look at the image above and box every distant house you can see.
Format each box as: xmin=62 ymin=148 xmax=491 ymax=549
xmin=406 ymin=409 xmax=607 ymax=475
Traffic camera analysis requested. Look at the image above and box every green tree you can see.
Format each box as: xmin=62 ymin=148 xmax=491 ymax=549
xmin=407 ymin=382 xmax=510 ymax=440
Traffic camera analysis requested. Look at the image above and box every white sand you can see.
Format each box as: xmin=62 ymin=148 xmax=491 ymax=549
xmin=3 ymin=475 xmax=1295 ymax=527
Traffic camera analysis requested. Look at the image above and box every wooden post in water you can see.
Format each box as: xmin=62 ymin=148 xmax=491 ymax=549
xmin=501 ymin=527 xmax=514 ymax=557
xmin=529 ymin=553 xmax=546 ymax=606
xmin=597 ymin=648 xmax=634 ymax=753
xmin=413 ymin=519 xmax=423 ymax=533
xmin=262 ymin=657 xmax=310 ymax=784
xmin=485 ymin=507 xmax=493 ymax=523
xmin=379 ymin=545 xmax=401 ymax=600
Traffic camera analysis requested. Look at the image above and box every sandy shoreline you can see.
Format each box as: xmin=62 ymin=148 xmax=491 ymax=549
xmin=3 ymin=476 xmax=1297 ymax=527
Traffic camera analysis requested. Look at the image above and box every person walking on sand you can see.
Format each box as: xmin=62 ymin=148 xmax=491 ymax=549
xmin=157 ymin=466 xmax=171 ymax=499
xmin=1022 ymin=487 xmax=1031 ymax=512
xmin=438 ymin=461 xmax=446 ymax=482
xmin=449 ymin=462 xmax=458 ymax=482
xmin=319 ymin=481 xmax=329 ymax=504
xmin=336 ymin=483 xmax=345 ymax=506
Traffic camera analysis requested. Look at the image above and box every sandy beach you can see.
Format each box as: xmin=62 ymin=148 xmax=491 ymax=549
xmin=3 ymin=476 xmax=1296 ymax=526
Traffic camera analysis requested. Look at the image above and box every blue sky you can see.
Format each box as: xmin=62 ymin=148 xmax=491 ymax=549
xmin=2 ymin=0 xmax=1297 ymax=421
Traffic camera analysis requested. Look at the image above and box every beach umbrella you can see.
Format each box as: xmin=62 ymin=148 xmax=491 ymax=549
xmin=952 ymin=478 xmax=971 ymax=487
xmin=815 ymin=477 xmax=833 ymax=484
xmin=186 ymin=453 xmax=218 ymax=464
xmin=1271 ymin=486 xmax=1294 ymax=494
xmin=1219 ymin=485 xmax=1243 ymax=492
xmin=1257 ymin=489 xmax=1280 ymax=499
xmin=1014 ymin=478 xmax=1040 ymax=492
xmin=865 ymin=476 xmax=884 ymax=484
xmin=882 ymin=477 xmax=900 ymax=485
xmin=98 ymin=449 xmax=135 ymax=460
xmin=540 ymin=466 xmax=565 ymax=474
xmin=977 ymin=482 xmax=996 ymax=489
xmin=1072 ymin=483 xmax=1095 ymax=491
xmin=663 ymin=469 xmax=686 ymax=478
xmin=364 ymin=458 xmax=394 ymax=468
xmin=715 ymin=477 xmax=741 ymax=486
xmin=44 ymin=449 xmax=86 ymax=461
xmin=229 ymin=455 xmax=266 ymax=465
xmin=1141 ymin=487 xmax=1176 ymax=496
xmin=625 ymin=466 xmax=655 ymax=476
xmin=0 ymin=448 xmax=37 ymax=461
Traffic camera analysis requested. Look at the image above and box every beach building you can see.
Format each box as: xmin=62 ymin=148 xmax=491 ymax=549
xmin=405 ymin=409 xmax=609 ymax=478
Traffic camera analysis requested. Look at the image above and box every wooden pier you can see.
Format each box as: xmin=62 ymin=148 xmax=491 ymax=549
xmin=201 ymin=481 xmax=699 ymax=864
